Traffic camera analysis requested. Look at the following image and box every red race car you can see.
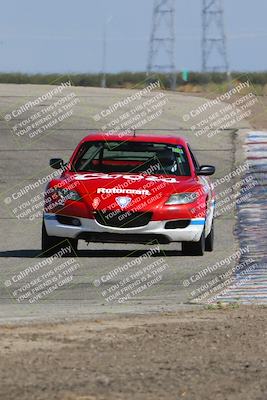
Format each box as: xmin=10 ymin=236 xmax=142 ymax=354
xmin=42 ymin=133 xmax=215 ymax=256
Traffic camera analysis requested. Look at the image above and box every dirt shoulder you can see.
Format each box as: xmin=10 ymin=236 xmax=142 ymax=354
xmin=0 ymin=306 xmax=266 ymax=400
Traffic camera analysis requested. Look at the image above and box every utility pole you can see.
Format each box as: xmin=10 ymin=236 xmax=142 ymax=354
xmin=147 ymin=0 xmax=177 ymax=90
xmin=202 ymin=0 xmax=229 ymax=73
xmin=101 ymin=22 xmax=107 ymax=88
xmin=101 ymin=17 xmax=112 ymax=88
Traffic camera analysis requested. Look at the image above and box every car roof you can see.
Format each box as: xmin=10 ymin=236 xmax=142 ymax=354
xmin=80 ymin=132 xmax=188 ymax=146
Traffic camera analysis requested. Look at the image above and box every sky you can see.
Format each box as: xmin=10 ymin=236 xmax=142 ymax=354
xmin=0 ymin=0 xmax=267 ymax=73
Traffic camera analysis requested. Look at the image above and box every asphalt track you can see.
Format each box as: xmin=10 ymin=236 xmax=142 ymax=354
xmin=0 ymin=83 xmax=251 ymax=323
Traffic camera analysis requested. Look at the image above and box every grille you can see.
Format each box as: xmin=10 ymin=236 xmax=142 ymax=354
xmin=94 ymin=211 xmax=152 ymax=228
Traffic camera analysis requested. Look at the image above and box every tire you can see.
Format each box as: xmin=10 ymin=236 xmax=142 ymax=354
xmin=182 ymin=230 xmax=205 ymax=256
xmin=41 ymin=221 xmax=78 ymax=256
xmin=205 ymin=221 xmax=214 ymax=252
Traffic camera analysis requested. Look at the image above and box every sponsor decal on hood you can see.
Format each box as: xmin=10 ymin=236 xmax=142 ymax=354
xmin=92 ymin=197 xmax=101 ymax=209
xmin=97 ymin=188 xmax=150 ymax=195
xmin=74 ymin=173 xmax=180 ymax=184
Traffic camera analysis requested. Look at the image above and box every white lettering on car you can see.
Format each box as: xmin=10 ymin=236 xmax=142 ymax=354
xmin=97 ymin=188 xmax=151 ymax=195
xmin=74 ymin=173 xmax=179 ymax=184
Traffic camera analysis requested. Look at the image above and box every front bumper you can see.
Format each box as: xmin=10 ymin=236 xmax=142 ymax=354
xmin=44 ymin=214 xmax=205 ymax=243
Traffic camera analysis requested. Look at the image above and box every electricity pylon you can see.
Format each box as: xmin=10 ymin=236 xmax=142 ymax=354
xmin=202 ymin=0 xmax=229 ymax=73
xmin=147 ymin=0 xmax=177 ymax=90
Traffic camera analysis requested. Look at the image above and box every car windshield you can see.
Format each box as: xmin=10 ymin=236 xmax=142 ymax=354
xmin=72 ymin=141 xmax=191 ymax=176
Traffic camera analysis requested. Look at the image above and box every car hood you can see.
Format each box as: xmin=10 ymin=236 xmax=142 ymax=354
xmin=54 ymin=171 xmax=202 ymax=211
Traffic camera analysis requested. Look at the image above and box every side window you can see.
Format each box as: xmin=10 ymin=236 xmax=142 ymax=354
xmin=188 ymin=145 xmax=200 ymax=171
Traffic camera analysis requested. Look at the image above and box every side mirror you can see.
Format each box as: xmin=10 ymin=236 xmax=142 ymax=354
xmin=197 ymin=165 xmax=215 ymax=176
xmin=50 ymin=158 xmax=64 ymax=170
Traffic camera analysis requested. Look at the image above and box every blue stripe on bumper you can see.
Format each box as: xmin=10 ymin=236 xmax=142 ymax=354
xmin=44 ymin=214 xmax=57 ymax=220
xmin=190 ymin=219 xmax=205 ymax=225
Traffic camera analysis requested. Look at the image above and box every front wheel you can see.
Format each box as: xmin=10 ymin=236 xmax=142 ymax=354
xmin=181 ymin=230 xmax=205 ymax=256
xmin=41 ymin=221 xmax=78 ymax=256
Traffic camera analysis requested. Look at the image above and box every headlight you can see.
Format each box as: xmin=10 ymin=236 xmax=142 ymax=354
xmin=56 ymin=188 xmax=81 ymax=201
xmin=165 ymin=192 xmax=198 ymax=205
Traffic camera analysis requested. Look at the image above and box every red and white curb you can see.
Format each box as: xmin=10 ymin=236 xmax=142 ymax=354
xmin=214 ymin=131 xmax=267 ymax=304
